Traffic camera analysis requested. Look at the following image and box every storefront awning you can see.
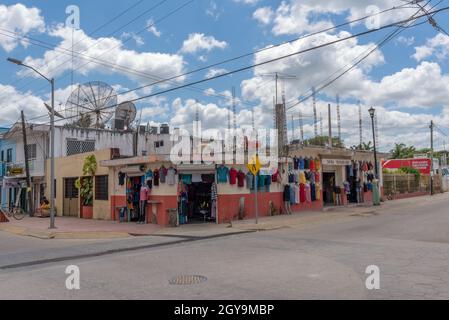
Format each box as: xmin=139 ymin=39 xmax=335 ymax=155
xmin=177 ymin=164 xmax=216 ymax=174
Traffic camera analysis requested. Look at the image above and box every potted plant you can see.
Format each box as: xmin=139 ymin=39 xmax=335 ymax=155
xmin=76 ymin=155 xmax=97 ymax=219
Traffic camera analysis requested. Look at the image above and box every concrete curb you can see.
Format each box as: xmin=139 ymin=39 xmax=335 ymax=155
xmin=0 ymin=224 xmax=132 ymax=240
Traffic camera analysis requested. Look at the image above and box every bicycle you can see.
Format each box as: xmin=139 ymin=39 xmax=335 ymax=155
xmin=0 ymin=205 xmax=26 ymax=221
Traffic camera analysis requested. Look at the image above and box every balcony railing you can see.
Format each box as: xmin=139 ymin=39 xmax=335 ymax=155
xmin=3 ymin=160 xmax=45 ymax=178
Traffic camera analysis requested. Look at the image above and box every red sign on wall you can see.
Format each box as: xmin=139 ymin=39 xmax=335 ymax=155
xmin=382 ymin=159 xmax=432 ymax=175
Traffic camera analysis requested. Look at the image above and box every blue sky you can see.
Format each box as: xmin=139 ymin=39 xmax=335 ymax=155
xmin=1 ymin=0 xmax=449 ymax=151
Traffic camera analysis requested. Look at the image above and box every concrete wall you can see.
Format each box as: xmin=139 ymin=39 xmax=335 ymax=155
xmin=45 ymin=149 xmax=113 ymax=220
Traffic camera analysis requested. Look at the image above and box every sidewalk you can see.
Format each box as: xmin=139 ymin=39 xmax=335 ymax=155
xmin=0 ymin=217 xmax=162 ymax=240
xmin=1 ymin=193 xmax=446 ymax=240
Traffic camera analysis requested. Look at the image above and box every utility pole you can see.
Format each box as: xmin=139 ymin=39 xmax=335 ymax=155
xmin=312 ymin=87 xmax=318 ymax=138
xmin=336 ymin=95 xmax=342 ymax=142
xmin=21 ymin=111 xmax=34 ymax=217
xmin=430 ymin=120 xmax=434 ymax=196
xmin=328 ymin=104 xmax=333 ymax=149
xmin=298 ymin=110 xmax=304 ymax=143
xmin=358 ymin=101 xmax=363 ymax=149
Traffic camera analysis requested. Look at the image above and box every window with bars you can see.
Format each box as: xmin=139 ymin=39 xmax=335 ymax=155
xmin=26 ymin=144 xmax=37 ymax=160
xmin=64 ymin=178 xmax=79 ymax=199
xmin=66 ymin=139 xmax=96 ymax=156
xmin=95 ymin=175 xmax=108 ymax=201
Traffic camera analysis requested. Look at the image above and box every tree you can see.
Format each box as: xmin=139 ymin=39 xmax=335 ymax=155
xmin=351 ymin=142 xmax=374 ymax=151
xmin=304 ymin=136 xmax=345 ymax=148
xmin=389 ymin=143 xmax=416 ymax=159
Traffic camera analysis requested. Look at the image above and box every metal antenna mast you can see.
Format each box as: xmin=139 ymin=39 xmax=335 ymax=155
xmin=358 ymin=101 xmax=363 ymax=148
xmin=232 ymin=87 xmax=237 ymax=132
xmin=320 ymin=112 xmax=324 ymax=137
xmin=299 ymin=110 xmax=304 ymax=142
xmin=336 ymin=95 xmax=342 ymax=141
xmin=312 ymin=87 xmax=318 ymax=138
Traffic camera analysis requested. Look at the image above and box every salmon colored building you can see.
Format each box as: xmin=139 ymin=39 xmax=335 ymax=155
xmin=46 ymin=144 xmax=383 ymax=227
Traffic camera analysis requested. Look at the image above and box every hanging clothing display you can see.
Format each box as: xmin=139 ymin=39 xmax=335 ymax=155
xmin=153 ymin=169 xmax=160 ymax=187
xmin=229 ymin=168 xmax=238 ymax=185
xmin=217 ymin=165 xmax=229 ymax=184
xmin=246 ymin=173 xmax=254 ymax=190
xmin=315 ymin=158 xmax=321 ymax=171
xmin=300 ymin=184 xmax=306 ymax=203
xmin=181 ymin=174 xmax=192 ymax=185
xmin=159 ymin=166 xmax=167 ymax=184
xmin=211 ymin=183 xmax=218 ymax=219
xmin=237 ymin=171 xmax=246 ymax=188
xmin=283 ymin=185 xmax=291 ymax=203
xmin=299 ymin=171 xmax=307 ymax=185
xmin=294 ymin=184 xmax=300 ymax=204
xmin=118 ymin=172 xmax=126 ymax=186
xmin=166 ymin=167 xmax=177 ymax=185
xmin=305 ymin=183 xmax=312 ymax=203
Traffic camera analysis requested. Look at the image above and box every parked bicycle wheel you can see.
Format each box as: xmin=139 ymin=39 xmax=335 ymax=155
xmin=12 ymin=207 xmax=26 ymax=220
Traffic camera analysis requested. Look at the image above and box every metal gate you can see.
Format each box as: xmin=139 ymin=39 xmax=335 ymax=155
xmin=63 ymin=178 xmax=79 ymax=217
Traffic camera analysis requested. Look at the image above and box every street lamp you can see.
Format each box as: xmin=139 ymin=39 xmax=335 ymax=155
xmin=8 ymin=57 xmax=56 ymax=229
xmin=368 ymin=107 xmax=379 ymax=180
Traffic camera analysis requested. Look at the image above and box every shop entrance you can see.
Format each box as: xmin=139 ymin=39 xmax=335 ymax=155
xmin=178 ymin=172 xmax=216 ymax=224
xmin=323 ymin=172 xmax=336 ymax=206
xmin=126 ymin=176 xmax=144 ymax=222
xmin=63 ymin=178 xmax=79 ymax=217
xmin=187 ymin=182 xmax=214 ymax=223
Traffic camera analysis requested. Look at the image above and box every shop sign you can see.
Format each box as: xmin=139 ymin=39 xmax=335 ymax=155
xmin=321 ymin=159 xmax=352 ymax=166
xmin=382 ymin=158 xmax=431 ymax=175
xmin=8 ymin=167 xmax=24 ymax=176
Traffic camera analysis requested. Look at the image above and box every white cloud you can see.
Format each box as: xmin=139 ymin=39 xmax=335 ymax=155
xmin=19 ymin=26 xmax=185 ymax=87
xmin=234 ymin=0 xmax=260 ymax=5
xmin=206 ymin=1 xmax=221 ymax=20
xmin=365 ymin=62 xmax=449 ymax=108
xmin=413 ymin=33 xmax=449 ymax=61
xmin=205 ymin=68 xmax=229 ymax=78
xmin=180 ymin=33 xmax=228 ymax=54
xmin=0 ymin=84 xmax=45 ymax=125
xmin=147 ymin=19 xmax=161 ymax=37
xmin=261 ymin=0 xmax=420 ymax=36
xmin=253 ymin=7 xmax=274 ymax=25
xmin=0 ymin=3 xmax=45 ymax=52
xmin=241 ymin=31 xmax=384 ymax=109
xmin=121 ymin=32 xmax=145 ymax=46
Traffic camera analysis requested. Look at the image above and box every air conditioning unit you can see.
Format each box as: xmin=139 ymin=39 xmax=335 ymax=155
xmin=113 ymin=119 xmax=125 ymax=131
xmin=149 ymin=126 xmax=158 ymax=135
xmin=160 ymin=124 xmax=169 ymax=134
xmin=110 ymin=148 xmax=121 ymax=160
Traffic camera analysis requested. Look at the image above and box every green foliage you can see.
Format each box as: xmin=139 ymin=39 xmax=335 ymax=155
xmin=79 ymin=177 xmax=93 ymax=206
xmin=304 ymin=136 xmax=345 ymax=148
xmin=75 ymin=155 xmax=97 ymax=207
xmin=389 ymin=143 xmax=416 ymax=159
xmin=398 ymin=167 xmax=421 ymax=179
xmin=82 ymin=155 xmax=97 ymax=176
xmin=351 ymin=141 xmax=374 ymax=151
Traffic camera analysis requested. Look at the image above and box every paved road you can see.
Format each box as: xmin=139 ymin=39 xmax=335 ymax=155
xmin=1 ymin=194 xmax=449 ymax=300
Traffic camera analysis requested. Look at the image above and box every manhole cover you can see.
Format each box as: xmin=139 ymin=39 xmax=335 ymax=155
xmin=169 ymin=275 xmax=208 ymax=285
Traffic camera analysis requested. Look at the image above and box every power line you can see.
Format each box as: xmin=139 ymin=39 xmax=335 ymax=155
xmin=7 ymin=6 xmax=449 ymax=129
xmin=1 ymin=2 xmax=411 ymax=109
xmin=286 ymin=0 xmax=438 ymax=112
xmin=0 ymin=0 xmax=155 ymax=97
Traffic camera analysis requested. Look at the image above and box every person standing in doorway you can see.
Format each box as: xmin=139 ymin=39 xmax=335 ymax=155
xmin=139 ymin=184 xmax=149 ymax=224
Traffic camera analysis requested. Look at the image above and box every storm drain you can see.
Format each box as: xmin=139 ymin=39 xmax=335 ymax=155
xmin=169 ymin=275 xmax=208 ymax=286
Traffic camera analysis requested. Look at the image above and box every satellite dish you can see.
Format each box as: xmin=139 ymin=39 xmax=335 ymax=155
xmin=64 ymin=81 xmax=117 ymax=129
xmin=114 ymin=101 xmax=137 ymax=130
xmin=44 ymin=103 xmax=65 ymax=119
